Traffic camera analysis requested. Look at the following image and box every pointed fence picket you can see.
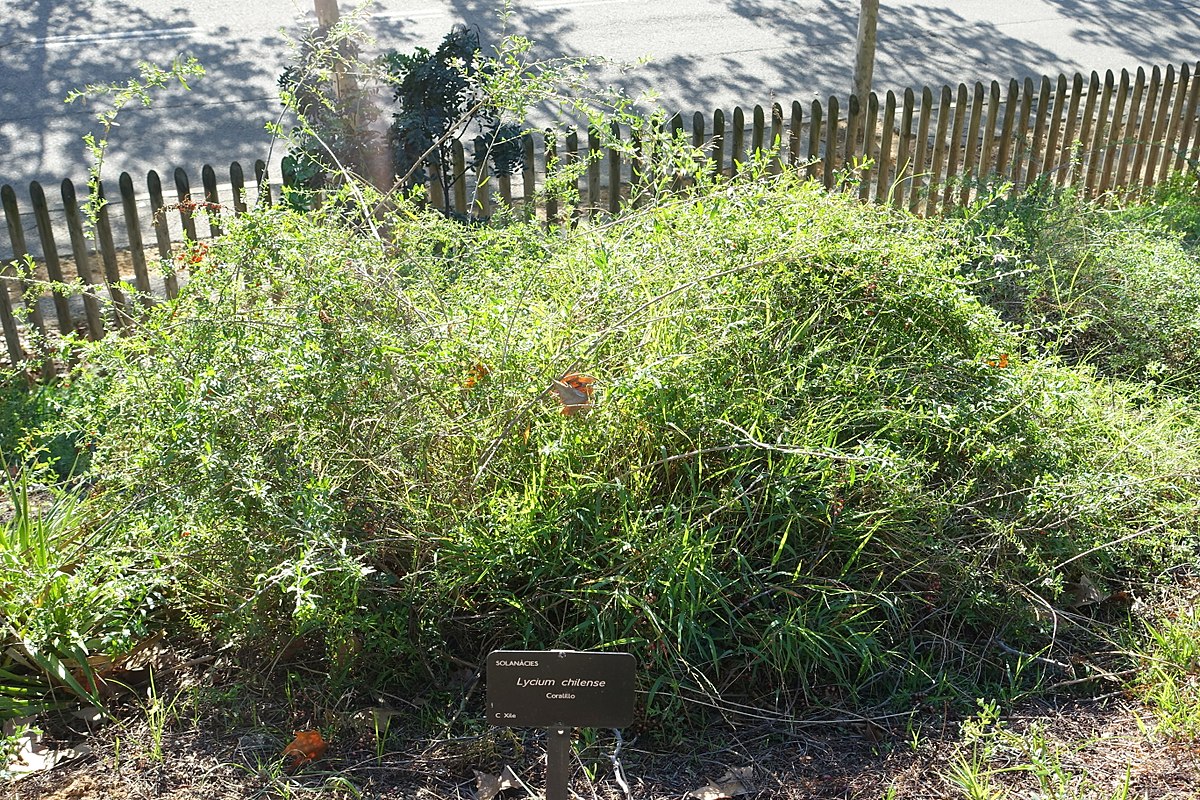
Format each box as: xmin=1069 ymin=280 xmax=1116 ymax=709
xmin=2 ymin=59 xmax=1199 ymax=363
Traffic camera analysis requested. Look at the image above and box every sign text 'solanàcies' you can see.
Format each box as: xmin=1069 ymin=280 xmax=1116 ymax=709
xmin=486 ymin=650 xmax=636 ymax=728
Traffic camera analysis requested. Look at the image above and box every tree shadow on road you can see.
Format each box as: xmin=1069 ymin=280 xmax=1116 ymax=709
xmin=0 ymin=0 xmax=292 ymax=188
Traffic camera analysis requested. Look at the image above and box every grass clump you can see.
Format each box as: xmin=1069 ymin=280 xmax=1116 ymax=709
xmin=956 ymin=176 xmax=1200 ymax=388
xmin=10 ymin=171 xmax=1200 ymax=731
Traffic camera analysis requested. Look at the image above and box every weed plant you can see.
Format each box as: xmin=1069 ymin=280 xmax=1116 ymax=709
xmin=20 ymin=168 xmax=1195 ymax=729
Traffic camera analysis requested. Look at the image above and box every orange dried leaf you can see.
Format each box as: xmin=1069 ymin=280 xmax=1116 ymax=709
xmin=282 ymin=729 xmax=327 ymax=769
xmin=550 ymin=373 xmax=595 ymax=415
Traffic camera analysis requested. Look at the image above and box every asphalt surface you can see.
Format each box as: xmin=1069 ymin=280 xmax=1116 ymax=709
xmin=1 ymin=0 xmax=1199 ymax=190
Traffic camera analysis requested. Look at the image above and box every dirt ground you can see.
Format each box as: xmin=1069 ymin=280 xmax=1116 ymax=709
xmin=8 ymin=664 xmax=1200 ymax=800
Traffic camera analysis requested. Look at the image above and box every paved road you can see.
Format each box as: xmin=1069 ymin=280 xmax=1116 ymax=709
xmin=1 ymin=0 xmax=1199 ymax=189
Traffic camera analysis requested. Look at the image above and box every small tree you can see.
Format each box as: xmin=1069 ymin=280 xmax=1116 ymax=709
xmin=384 ymin=25 xmax=523 ymax=217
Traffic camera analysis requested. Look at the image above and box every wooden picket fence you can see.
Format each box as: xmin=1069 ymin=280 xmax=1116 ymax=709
xmin=3 ymin=60 xmax=1200 ymax=366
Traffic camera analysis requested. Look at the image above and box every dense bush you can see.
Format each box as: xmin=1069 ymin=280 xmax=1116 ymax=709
xmin=26 ymin=172 xmax=1197 ymax=725
xmin=956 ymin=177 xmax=1200 ymax=388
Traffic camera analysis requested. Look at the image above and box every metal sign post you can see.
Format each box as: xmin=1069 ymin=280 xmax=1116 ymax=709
xmin=486 ymin=650 xmax=636 ymax=800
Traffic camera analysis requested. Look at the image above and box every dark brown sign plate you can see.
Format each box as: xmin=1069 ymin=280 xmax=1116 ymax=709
xmin=486 ymin=650 xmax=636 ymax=728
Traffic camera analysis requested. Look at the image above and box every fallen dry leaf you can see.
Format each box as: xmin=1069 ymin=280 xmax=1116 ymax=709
xmin=474 ymin=764 xmax=522 ymax=800
xmin=550 ymin=373 xmax=595 ymax=416
xmin=282 ymin=729 xmax=327 ymax=770
xmin=3 ymin=719 xmax=91 ymax=780
xmin=687 ymin=766 xmax=755 ymax=800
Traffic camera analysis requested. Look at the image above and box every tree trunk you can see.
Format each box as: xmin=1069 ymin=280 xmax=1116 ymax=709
xmin=854 ymin=0 xmax=880 ymax=101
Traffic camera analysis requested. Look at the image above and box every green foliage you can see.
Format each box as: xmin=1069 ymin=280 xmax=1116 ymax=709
xmin=64 ymin=57 xmax=204 ymax=224
xmin=384 ymin=25 xmax=524 ymax=207
xmin=43 ymin=171 xmax=1199 ymax=726
xmin=0 ymin=372 xmax=87 ymax=481
xmin=0 ymin=469 xmax=158 ymax=716
xmin=956 ymin=177 xmax=1200 ymax=388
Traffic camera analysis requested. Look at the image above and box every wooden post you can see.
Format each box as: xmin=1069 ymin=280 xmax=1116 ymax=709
xmin=1085 ymin=71 xmax=1116 ymax=197
xmin=117 ymin=173 xmax=153 ymax=300
xmin=858 ymin=92 xmax=879 ymax=202
xmin=957 ymin=82 xmax=986 ymax=206
xmin=1024 ymin=76 xmax=1052 ymax=189
xmin=1058 ymin=73 xmax=1086 ymax=187
xmin=807 ymin=99 xmax=823 ymax=182
xmin=1 ymin=185 xmax=46 ymax=338
xmin=892 ymin=88 xmax=914 ymax=207
xmin=94 ymin=181 xmax=130 ymax=329
xmin=1099 ymin=69 xmax=1131 ymax=196
xmin=1159 ymin=63 xmax=1191 ymax=184
xmin=788 ymin=101 xmax=803 ymax=167
xmin=608 ymin=121 xmax=622 ymax=214
xmin=1072 ymin=72 xmax=1100 ymax=189
xmin=1115 ymin=67 xmax=1148 ymax=191
xmin=29 ymin=182 xmax=74 ymax=334
xmin=875 ymin=90 xmax=897 ymax=203
xmin=61 ymin=179 xmax=105 ymax=340
xmin=909 ymin=87 xmax=932 ymax=213
xmin=731 ymin=106 xmax=746 ymax=176
xmin=587 ymin=126 xmax=601 ymax=217
xmin=1173 ymin=62 xmax=1200 ymax=173
xmin=941 ymin=84 xmax=968 ymax=209
xmin=824 ymin=96 xmax=839 ymax=189
xmin=928 ymin=86 xmax=952 ymax=216
xmin=854 ymin=0 xmax=880 ymax=101
xmin=146 ymin=171 xmax=180 ymax=299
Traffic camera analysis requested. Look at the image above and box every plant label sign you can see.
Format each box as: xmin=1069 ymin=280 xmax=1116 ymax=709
xmin=486 ymin=650 xmax=635 ymax=728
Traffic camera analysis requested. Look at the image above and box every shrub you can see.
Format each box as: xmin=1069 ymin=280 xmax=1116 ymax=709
xmin=956 ymin=178 xmax=1200 ymax=388
xmin=45 ymin=172 xmax=1199 ymax=726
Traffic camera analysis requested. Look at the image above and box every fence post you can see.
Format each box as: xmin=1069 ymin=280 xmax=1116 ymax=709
xmin=1158 ymin=63 xmax=1191 ymax=184
xmin=1071 ymin=72 xmax=1100 ymax=189
xmin=117 ymin=173 xmax=153 ymax=301
xmin=254 ymin=159 xmax=272 ymax=207
xmin=1024 ymin=76 xmax=1052 ymax=189
xmin=1128 ymin=65 xmax=1156 ymax=190
xmin=941 ymin=84 xmax=967 ymax=210
xmin=94 ymin=181 xmax=131 ymax=329
xmin=146 ymin=170 xmax=180 ymax=299
xmin=1099 ymin=69 xmax=1132 ymax=196
xmin=859 ymin=92 xmax=880 ymax=202
xmin=29 ymin=182 xmax=73 ymax=335
xmin=770 ymin=103 xmax=785 ymax=174
xmin=928 ymin=86 xmax=952 ymax=216
xmin=909 ymin=87 xmax=933 ymax=213
xmin=712 ymin=109 xmax=726 ymax=178
xmin=892 ymin=88 xmax=914 ymax=207
xmin=995 ymin=79 xmax=1020 ymax=187
xmin=587 ymin=126 xmax=602 ymax=217
xmin=1058 ymin=73 xmax=1086 ymax=187
xmin=0 ymin=187 xmax=34 ymax=362
xmin=824 ymin=96 xmax=839 ymax=189
xmin=230 ymin=162 xmax=248 ymax=215
xmin=1173 ymin=62 xmax=1200 ymax=173
xmin=1 ymin=185 xmax=46 ymax=339
xmin=788 ymin=101 xmax=803 ymax=168
xmin=1085 ymin=71 xmax=1117 ymax=197
xmin=201 ymin=164 xmax=223 ymax=237
xmin=752 ymin=104 xmax=766 ymax=159
xmin=1114 ymin=67 xmax=1146 ymax=191
xmin=1009 ymin=77 xmax=1035 ymax=196
xmin=60 ymin=179 xmax=105 ymax=339
xmin=807 ymin=99 xmax=823 ymax=182
xmin=1040 ymin=74 xmax=1069 ymax=184
xmin=1141 ymin=65 xmax=1174 ymax=189
xmin=875 ymin=90 xmax=897 ymax=204
xmin=970 ymin=82 xmax=996 ymax=203
xmin=731 ymin=106 xmax=746 ymax=176
xmin=608 ymin=122 xmax=622 ymax=215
